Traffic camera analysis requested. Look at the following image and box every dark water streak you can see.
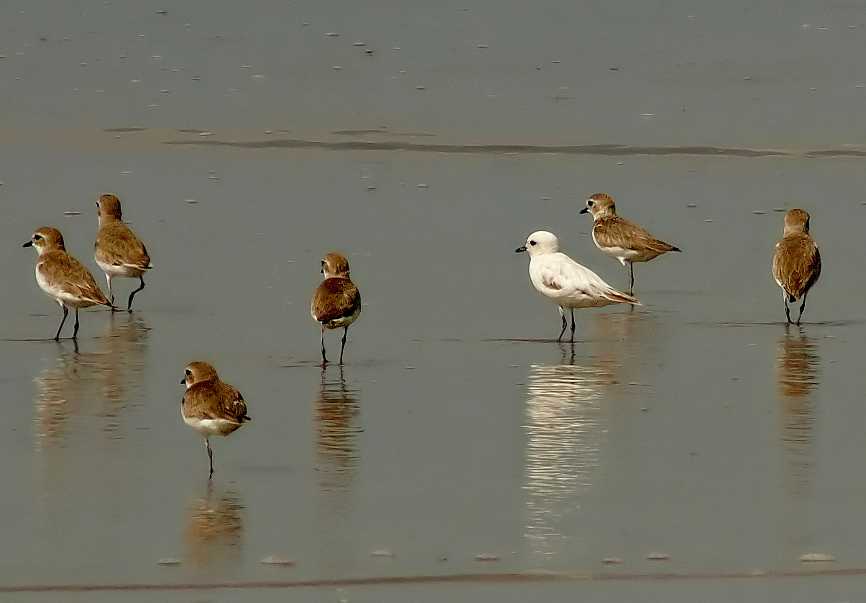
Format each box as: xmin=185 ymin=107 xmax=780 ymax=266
xmin=3 ymin=566 xmax=865 ymax=594
xmin=161 ymin=138 xmax=866 ymax=158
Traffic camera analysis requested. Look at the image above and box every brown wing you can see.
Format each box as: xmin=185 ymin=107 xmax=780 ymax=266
xmin=183 ymin=382 xmax=250 ymax=423
xmin=39 ymin=251 xmax=110 ymax=305
xmin=593 ymin=216 xmax=679 ymax=253
xmin=311 ymin=278 xmax=361 ymax=322
xmin=215 ymin=382 xmax=250 ymax=422
xmin=95 ymin=223 xmax=151 ymax=269
xmin=773 ymin=235 xmax=821 ymax=300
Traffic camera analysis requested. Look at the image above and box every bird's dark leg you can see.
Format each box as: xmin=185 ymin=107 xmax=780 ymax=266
xmin=569 ymin=307 xmax=576 ymax=342
xmin=321 ymin=326 xmax=328 ymax=365
xmin=784 ymin=298 xmax=792 ymax=324
xmin=72 ymin=308 xmax=81 ymax=339
xmin=206 ymin=439 xmax=214 ymax=477
xmin=797 ymin=293 xmax=808 ymax=325
xmin=54 ymin=305 xmax=68 ymax=341
xmin=627 ymin=262 xmax=634 ymax=296
xmin=557 ymin=307 xmax=567 ymax=341
xmin=127 ymin=276 xmax=145 ymax=311
xmin=339 ymin=326 xmax=348 ymax=364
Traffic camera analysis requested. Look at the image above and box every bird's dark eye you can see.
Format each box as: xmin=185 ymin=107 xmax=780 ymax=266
xmin=529 ymin=240 xmax=537 ymax=246
xmin=34 ymin=235 xmax=42 ymax=240
xmin=587 ymin=200 xmax=594 ymax=206
xmin=185 ymin=369 xmax=191 ymax=376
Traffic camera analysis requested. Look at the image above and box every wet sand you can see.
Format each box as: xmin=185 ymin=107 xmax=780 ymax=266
xmin=4 ymin=1 xmax=866 ymax=601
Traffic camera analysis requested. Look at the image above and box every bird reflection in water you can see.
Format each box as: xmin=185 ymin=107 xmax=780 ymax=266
xmin=34 ymin=313 xmax=149 ymax=447
xmin=185 ymin=480 xmax=244 ymax=568
xmin=34 ymin=347 xmax=86 ymax=446
xmin=93 ymin=313 xmax=149 ymax=439
xmin=314 ymin=365 xmax=361 ymax=571
xmin=32 ymin=314 xmax=152 ymax=556
xmin=776 ymin=324 xmax=819 ymax=500
xmin=523 ymin=343 xmax=606 ymax=564
xmin=315 ymin=365 xmax=361 ymax=491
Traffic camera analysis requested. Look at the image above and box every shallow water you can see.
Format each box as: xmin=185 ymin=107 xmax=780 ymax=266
xmin=4 ymin=1 xmax=866 ymax=601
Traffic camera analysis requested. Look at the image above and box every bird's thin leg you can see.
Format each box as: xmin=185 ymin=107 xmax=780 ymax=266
xmin=127 ymin=276 xmax=145 ymax=311
xmin=557 ymin=306 xmax=567 ymax=341
xmin=627 ymin=262 xmax=634 ymax=296
xmin=54 ymin=305 xmax=68 ymax=341
xmin=105 ymin=274 xmax=115 ymax=308
xmin=339 ymin=326 xmax=348 ymax=364
xmin=784 ymin=297 xmax=792 ymax=324
xmin=569 ymin=307 xmax=576 ymax=342
xmin=797 ymin=292 xmax=808 ymax=325
xmin=321 ymin=326 xmax=328 ymax=365
xmin=206 ymin=439 xmax=214 ymax=477
xmin=72 ymin=308 xmax=80 ymax=339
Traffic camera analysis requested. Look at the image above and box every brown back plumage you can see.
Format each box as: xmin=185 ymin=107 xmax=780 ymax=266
xmin=311 ymin=278 xmax=362 ymax=325
xmin=181 ymin=361 xmax=250 ymax=425
xmin=311 ymin=253 xmax=361 ymax=328
xmin=592 ymin=216 xmax=681 ymax=255
xmin=183 ymin=381 xmax=250 ymax=424
xmin=584 ymin=193 xmax=680 ymax=255
xmin=773 ymin=210 xmax=821 ymax=302
xmin=95 ymin=195 xmax=152 ymax=270
xmin=39 ymin=250 xmax=112 ymax=306
xmin=26 ymin=227 xmax=111 ymax=307
xmin=95 ymin=223 xmax=152 ymax=269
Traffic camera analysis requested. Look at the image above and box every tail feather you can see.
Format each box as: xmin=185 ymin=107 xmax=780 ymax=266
xmin=604 ymin=288 xmax=641 ymax=306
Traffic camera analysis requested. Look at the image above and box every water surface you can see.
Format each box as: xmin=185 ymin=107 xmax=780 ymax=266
xmin=3 ymin=1 xmax=866 ymax=601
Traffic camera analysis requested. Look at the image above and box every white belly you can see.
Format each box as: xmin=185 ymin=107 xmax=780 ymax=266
xmin=96 ymin=258 xmax=145 ymax=279
xmin=183 ymin=413 xmax=239 ymax=438
xmin=36 ymin=268 xmax=98 ymax=308
xmin=324 ymin=306 xmax=361 ymax=329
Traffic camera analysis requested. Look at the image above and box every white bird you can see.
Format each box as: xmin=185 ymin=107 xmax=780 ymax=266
xmin=516 ymin=231 xmax=640 ymax=341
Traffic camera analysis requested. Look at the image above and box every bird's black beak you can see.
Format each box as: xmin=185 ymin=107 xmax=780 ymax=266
xmin=23 ymin=241 xmax=32 ymax=248
xmin=579 ymin=207 xmax=589 ymax=214
xmin=180 ymin=377 xmax=186 ymax=385
xmin=515 ymin=246 xmax=527 ymax=253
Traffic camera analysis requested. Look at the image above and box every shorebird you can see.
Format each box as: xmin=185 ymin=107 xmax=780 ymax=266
xmin=516 ymin=230 xmax=640 ymax=341
xmin=311 ymin=253 xmax=362 ymax=364
xmin=24 ymin=227 xmax=112 ymax=340
xmin=772 ymin=209 xmax=821 ymax=325
xmin=181 ymin=361 xmax=250 ymax=477
xmin=580 ymin=193 xmax=680 ymax=295
xmin=94 ymin=194 xmax=153 ymax=311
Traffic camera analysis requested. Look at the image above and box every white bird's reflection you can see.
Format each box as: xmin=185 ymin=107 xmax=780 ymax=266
xmin=523 ymin=346 xmax=606 ymax=563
